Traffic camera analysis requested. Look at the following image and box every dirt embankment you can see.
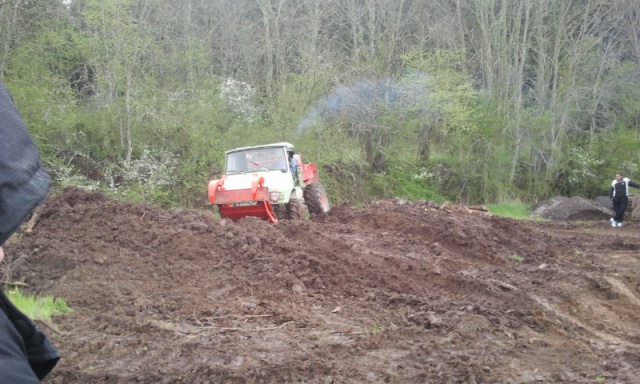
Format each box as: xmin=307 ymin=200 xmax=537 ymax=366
xmin=3 ymin=187 xmax=640 ymax=383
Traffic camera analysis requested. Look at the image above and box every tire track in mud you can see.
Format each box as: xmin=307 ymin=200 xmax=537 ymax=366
xmin=606 ymin=276 xmax=640 ymax=308
xmin=526 ymin=248 xmax=640 ymax=356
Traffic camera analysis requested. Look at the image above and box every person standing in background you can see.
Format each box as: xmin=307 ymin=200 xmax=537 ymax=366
xmin=609 ymin=172 xmax=640 ymax=228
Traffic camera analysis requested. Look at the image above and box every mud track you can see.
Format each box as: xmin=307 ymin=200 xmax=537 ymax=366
xmin=3 ymin=187 xmax=640 ymax=383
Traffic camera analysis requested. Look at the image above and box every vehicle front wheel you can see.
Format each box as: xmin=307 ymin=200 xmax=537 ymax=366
xmin=286 ymin=197 xmax=309 ymax=220
xmin=304 ymin=183 xmax=330 ymax=214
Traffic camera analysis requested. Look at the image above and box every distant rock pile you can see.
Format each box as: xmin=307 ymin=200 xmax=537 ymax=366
xmin=530 ymin=196 xmax=614 ymax=221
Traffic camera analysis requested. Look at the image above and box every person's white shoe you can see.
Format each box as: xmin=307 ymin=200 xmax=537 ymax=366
xmin=617 ymin=222 xmax=623 ymax=227
xmin=611 ymin=219 xmax=617 ymax=227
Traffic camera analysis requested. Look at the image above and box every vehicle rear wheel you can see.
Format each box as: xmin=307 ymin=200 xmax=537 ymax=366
xmin=286 ymin=197 xmax=309 ymax=220
xmin=304 ymin=183 xmax=330 ymax=214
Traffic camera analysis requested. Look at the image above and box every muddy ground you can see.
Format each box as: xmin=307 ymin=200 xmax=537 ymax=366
xmin=2 ymin=187 xmax=640 ymax=383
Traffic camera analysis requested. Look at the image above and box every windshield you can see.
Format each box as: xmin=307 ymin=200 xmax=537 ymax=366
xmin=226 ymin=147 xmax=288 ymax=173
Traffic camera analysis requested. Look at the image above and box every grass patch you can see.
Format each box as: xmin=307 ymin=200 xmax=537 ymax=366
xmin=4 ymin=288 xmax=72 ymax=321
xmin=369 ymin=324 xmax=384 ymax=336
xmin=488 ymin=202 xmax=532 ymax=220
xmin=366 ymin=163 xmax=446 ymax=202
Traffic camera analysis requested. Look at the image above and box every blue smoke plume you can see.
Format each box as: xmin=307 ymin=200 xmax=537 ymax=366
xmin=296 ymin=72 xmax=430 ymax=134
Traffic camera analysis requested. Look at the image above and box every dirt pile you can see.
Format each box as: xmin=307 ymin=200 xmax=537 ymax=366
xmin=3 ymin=187 xmax=640 ymax=383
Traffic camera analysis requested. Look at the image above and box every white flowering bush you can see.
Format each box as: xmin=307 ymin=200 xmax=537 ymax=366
xmin=220 ymin=77 xmax=259 ymax=122
xmin=412 ymin=167 xmax=435 ymax=181
xmin=45 ymin=160 xmax=100 ymax=191
xmin=567 ymin=147 xmax=604 ymax=185
xmin=122 ymin=146 xmax=178 ymax=187
xmin=620 ymin=160 xmax=638 ymax=177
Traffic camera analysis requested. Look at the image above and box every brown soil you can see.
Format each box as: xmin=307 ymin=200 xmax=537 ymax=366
xmin=3 ymin=187 xmax=640 ymax=383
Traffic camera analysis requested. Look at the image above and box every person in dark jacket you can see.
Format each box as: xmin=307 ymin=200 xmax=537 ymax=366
xmin=0 ymin=80 xmax=60 ymax=383
xmin=609 ymin=172 xmax=640 ymax=227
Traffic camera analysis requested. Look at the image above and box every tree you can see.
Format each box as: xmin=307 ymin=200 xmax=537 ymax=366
xmin=83 ymin=0 xmax=155 ymax=163
xmin=0 ymin=0 xmax=68 ymax=76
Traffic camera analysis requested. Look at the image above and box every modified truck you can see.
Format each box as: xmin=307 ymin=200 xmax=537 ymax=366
xmin=208 ymin=142 xmax=330 ymax=223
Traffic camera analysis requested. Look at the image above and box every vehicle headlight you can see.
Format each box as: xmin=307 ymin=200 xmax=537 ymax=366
xmin=268 ymin=191 xmax=280 ymax=203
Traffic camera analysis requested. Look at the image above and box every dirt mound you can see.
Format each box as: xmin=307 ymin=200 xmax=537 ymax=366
xmin=3 ymin=187 xmax=640 ymax=383
xmin=531 ymin=196 xmax=614 ymax=220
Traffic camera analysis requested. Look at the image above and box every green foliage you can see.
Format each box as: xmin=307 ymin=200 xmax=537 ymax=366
xmin=4 ymin=288 xmax=72 ymax=321
xmin=83 ymin=0 xmax=147 ymax=73
xmin=121 ymin=146 xmax=178 ymax=186
xmin=114 ymin=184 xmax=175 ymax=208
xmin=320 ymin=159 xmax=369 ymax=205
xmin=368 ymin=324 xmax=383 ymax=336
xmin=396 ymin=49 xmax=512 ymax=205
xmin=488 ymin=202 xmax=532 ymax=220
xmin=402 ymin=49 xmax=480 ymax=137
xmin=4 ymin=0 xmax=640 ymax=210
xmin=6 ymin=26 xmax=84 ymax=146
xmin=553 ymin=128 xmax=640 ymax=198
xmin=563 ymin=147 xmax=605 ymax=197
xmin=366 ymin=162 xmax=445 ymax=202
xmin=9 ymin=27 xmax=85 ymax=82
xmin=293 ymin=126 xmax=366 ymax=204
xmin=45 ymin=156 xmax=101 ymax=191
xmin=445 ymin=144 xmax=514 ymax=204
xmin=271 ymin=73 xmax=333 ymax=140
xmin=604 ymin=62 xmax=640 ymax=130
xmin=603 ymin=129 xmax=640 ymax=171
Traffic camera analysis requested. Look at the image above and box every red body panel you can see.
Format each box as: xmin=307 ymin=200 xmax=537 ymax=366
xmin=212 ymin=188 xmax=269 ymax=205
xmin=218 ymin=201 xmax=277 ymax=223
xmin=301 ymin=163 xmax=319 ymax=185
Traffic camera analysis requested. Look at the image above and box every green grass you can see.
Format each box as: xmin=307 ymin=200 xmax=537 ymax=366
xmin=369 ymin=324 xmax=384 ymax=335
xmin=488 ymin=202 xmax=532 ymax=220
xmin=4 ymin=288 xmax=72 ymax=321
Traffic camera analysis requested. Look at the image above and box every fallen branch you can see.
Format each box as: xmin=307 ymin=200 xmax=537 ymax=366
xmin=24 ymin=203 xmax=46 ymax=235
xmin=199 ymin=314 xmax=274 ymax=322
xmin=331 ymin=330 xmax=366 ymax=335
xmin=1 ymin=281 xmax=29 ymax=287
xmin=218 ymin=321 xmax=296 ymax=332
xmin=488 ymin=279 xmax=518 ymax=291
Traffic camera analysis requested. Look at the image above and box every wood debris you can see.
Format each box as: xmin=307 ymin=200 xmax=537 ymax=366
xmin=375 ymin=199 xmax=490 ymax=214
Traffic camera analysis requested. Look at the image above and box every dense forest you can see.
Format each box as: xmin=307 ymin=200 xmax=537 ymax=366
xmin=2 ymin=0 xmax=640 ymax=207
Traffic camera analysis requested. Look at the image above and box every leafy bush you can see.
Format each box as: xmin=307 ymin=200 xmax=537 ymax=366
xmin=366 ymin=162 xmax=445 ymax=202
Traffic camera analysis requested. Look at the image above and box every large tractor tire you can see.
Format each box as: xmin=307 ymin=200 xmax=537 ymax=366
xmin=286 ymin=197 xmax=309 ymax=220
xmin=304 ymin=183 xmax=330 ymax=214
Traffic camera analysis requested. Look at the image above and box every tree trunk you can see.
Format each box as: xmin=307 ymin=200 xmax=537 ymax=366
xmin=125 ymin=70 xmax=133 ymax=164
xmin=509 ymin=0 xmax=531 ymax=183
xmin=257 ymin=0 xmax=275 ymax=98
